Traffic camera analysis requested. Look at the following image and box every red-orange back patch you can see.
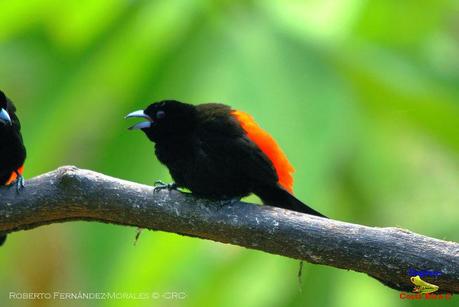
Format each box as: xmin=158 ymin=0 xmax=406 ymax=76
xmin=232 ymin=110 xmax=294 ymax=193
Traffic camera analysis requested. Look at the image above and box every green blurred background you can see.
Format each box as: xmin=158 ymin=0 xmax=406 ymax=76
xmin=0 ymin=0 xmax=458 ymax=306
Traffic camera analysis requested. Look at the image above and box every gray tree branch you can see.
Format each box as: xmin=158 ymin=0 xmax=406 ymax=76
xmin=1 ymin=166 xmax=458 ymax=293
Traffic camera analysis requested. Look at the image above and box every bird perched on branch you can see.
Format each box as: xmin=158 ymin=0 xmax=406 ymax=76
xmin=126 ymin=100 xmax=326 ymax=217
xmin=0 ymin=90 xmax=26 ymax=246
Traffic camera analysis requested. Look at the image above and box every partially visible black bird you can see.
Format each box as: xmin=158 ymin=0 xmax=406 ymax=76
xmin=0 ymin=90 xmax=26 ymax=246
xmin=126 ymin=100 xmax=326 ymax=218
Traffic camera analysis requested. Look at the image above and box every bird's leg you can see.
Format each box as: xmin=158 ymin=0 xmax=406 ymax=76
xmin=15 ymin=171 xmax=25 ymax=193
xmin=153 ymin=180 xmax=178 ymax=193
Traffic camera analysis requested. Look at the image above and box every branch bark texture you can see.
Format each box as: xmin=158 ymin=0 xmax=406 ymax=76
xmin=0 ymin=166 xmax=458 ymax=293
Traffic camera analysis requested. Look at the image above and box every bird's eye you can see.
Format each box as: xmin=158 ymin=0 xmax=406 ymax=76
xmin=156 ymin=110 xmax=166 ymax=119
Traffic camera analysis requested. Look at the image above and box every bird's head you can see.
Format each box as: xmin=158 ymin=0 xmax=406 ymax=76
xmin=0 ymin=90 xmax=12 ymax=127
xmin=125 ymin=100 xmax=197 ymax=142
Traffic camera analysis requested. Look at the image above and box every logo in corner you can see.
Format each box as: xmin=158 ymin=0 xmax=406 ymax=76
xmin=410 ymin=275 xmax=439 ymax=294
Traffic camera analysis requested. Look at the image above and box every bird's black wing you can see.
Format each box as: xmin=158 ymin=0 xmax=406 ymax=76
xmin=194 ymin=108 xmax=280 ymax=189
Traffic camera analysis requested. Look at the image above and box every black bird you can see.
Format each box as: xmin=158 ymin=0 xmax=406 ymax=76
xmin=126 ymin=100 xmax=325 ymax=217
xmin=0 ymin=90 xmax=26 ymax=246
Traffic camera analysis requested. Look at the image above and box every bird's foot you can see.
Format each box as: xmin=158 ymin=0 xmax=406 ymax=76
xmin=15 ymin=174 xmax=25 ymax=193
xmin=214 ymin=197 xmax=241 ymax=209
xmin=153 ymin=180 xmax=177 ymax=193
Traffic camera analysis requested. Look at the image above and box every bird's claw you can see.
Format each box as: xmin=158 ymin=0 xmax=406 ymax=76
xmin=214 ymin=197 xmax=241 ymax=210
xmin=153 ymin=180 xmax=177 ymax=193
xmin=15 ymin=175 xmax=25 ymax=193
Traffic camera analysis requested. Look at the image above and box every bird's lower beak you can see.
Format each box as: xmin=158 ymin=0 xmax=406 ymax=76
xmin=125 ymin=110 xmax=153 ymax=130
xmin=0 ymin=108 xmax=12 ymax=126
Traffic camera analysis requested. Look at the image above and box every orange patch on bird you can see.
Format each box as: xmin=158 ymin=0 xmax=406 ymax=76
xmin=232 ymin=110 xmax=294 ymax=193
xmin=5 ymin=165 xmax=24 ymax=185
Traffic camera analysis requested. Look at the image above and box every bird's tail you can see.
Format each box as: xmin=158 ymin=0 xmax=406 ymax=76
xmin=0 ymin=234 xmax=6 ymax=246
xmin=256 ymin=185 xmax=327 ymax=218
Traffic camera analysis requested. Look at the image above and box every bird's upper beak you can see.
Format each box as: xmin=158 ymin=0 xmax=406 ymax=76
xmin=125 ymin=110 xmax=153 ymax=130
xmin=0 ymin=108 xmax=12 ymax=126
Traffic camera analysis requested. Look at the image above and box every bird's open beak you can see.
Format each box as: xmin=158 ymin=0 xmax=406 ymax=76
xmin=0 ymin=108 xmax=12 ymax=126
xmin=125 ymin=110 xmax=153 ymax=130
